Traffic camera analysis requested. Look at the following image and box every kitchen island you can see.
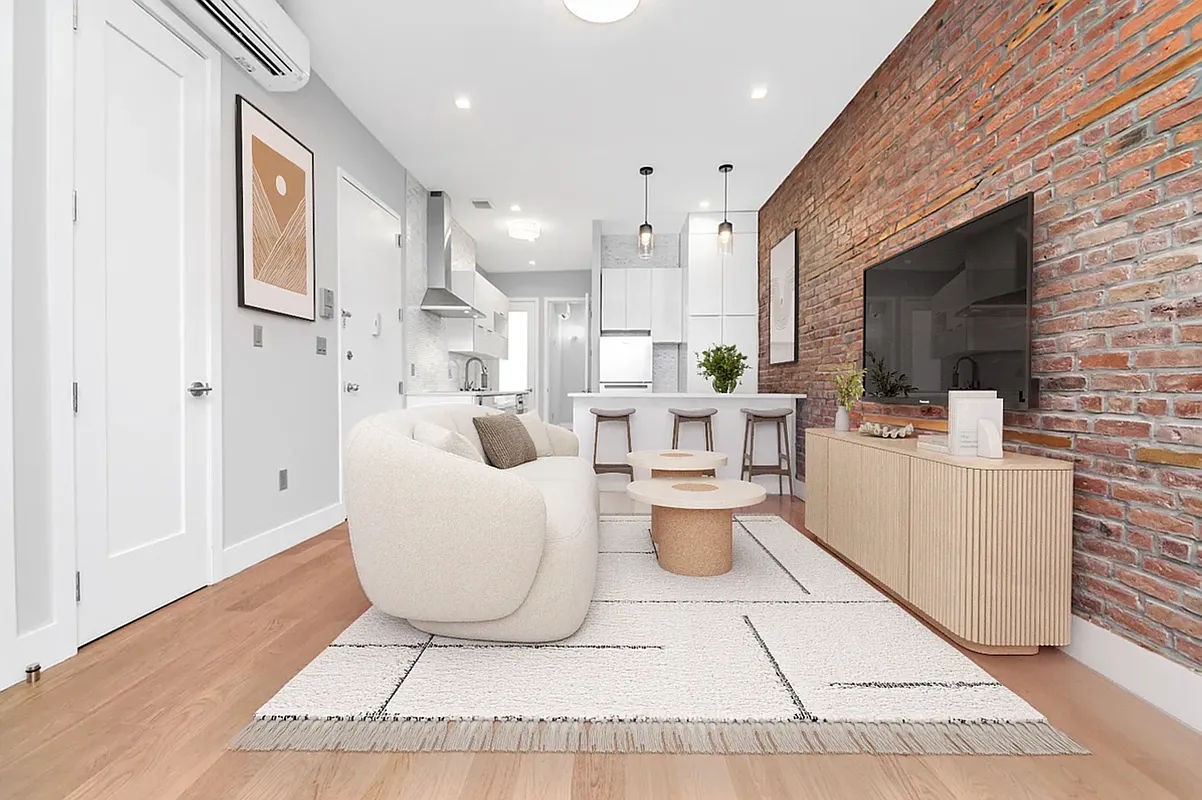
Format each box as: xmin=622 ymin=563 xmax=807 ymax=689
xmin=569 ymin=392 xmax=806 ymax=495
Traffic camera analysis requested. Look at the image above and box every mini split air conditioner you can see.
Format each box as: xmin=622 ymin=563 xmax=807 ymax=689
xmin=166 ymin=0 xmax=310 ymax=92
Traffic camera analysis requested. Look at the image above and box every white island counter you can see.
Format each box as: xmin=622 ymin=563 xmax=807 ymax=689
xmin=569 ymin=392 xmax=806 ymax=495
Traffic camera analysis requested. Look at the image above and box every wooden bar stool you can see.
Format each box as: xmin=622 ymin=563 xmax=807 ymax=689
xmin=669 ymin=407 xmax=717 ymax=450
xmin=740 ymin=407 xmax=794 ymax=495
xmin=591 ymin=407 xmax=635 ymax=478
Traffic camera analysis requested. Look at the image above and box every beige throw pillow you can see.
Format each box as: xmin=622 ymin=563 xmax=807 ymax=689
xmin=473 ymin=414 xmax=538 ymax=469
xmin=413 ymin=421 xmax=484 ymax=463
xmin=517 ymin=412 xmax=554 ymax=457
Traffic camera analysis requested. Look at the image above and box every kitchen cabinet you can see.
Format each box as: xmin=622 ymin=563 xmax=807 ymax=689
xmin=685 ymin=316 xmax=723 ymax=393
xmin=601 ymin=268 xmax=653 ymax=331
xmin=687 ymin=240 xmax=723 ymax=316
xmin=651 ymin=269 xmax=683 ymax=342
xmin=446 ymin=272 xmax=509 ymax=358
xmin=600 ymin=269 xmax=627 ymax=331
xmin=625 ymin=268 xmax=653 ymax=330
xmin=722 ymin=233 xmax=760 ymax=316
xmin=723 ymin=315 xmax=759 ymax=395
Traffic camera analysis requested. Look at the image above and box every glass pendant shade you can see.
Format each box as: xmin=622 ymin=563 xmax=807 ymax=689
xmin=638 ymin=222 xmax=654 ymax=259
xmin=717 ymin=220 xmax=734 ymax=255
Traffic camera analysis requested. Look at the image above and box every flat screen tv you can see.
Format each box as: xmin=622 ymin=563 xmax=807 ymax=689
xmin=862 ymin=194 xmax=1034 ymax=409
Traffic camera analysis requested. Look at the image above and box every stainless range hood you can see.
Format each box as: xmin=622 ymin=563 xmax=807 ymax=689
xmin=420 ymin=191 xmax=481 ymax=317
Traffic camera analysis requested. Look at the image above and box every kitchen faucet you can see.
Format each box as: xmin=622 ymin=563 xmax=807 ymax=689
xmin=463 ymin=356 xmax=489 ymax=391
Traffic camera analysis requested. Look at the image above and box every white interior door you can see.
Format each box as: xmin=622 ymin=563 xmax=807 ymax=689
xmin=500 ymin=298 xmax=538 ymax=412
xmin=338 ymin=175 xmax=404 ymax=444
xmin=74 ymin=0 xmax=214 ymax=643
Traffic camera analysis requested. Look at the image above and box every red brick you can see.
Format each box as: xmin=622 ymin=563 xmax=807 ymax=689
xmin=1146 ymin=603 xmax=1202 ymax=639
xmin=1137 ymin=398 xmax=1168 ymax=416
xmin=1083 ymin=576 xmax=1141 ymax=609
xmin=1173 ymin=399 xmax=1202 ymax=418
xmin=1134 ymin=348 xmax=1202 ymax=368
xmin=1111 ymin=483 xmax=1174 ymax=505
xmin=1079 ymin=352 xmax=1130 ymax=369
xmin=1091 ymin=373 xmax=1151 ymax=391
xmin=1136 ymin=250 xmax=1201 ymax=277
xmin=1104 ymin=605 xmax=1172 ymax=647
xmin=1128 ymin=508 xmax=1194 ymax=536
xmin=1094 ymin=418 xmax=1152 ymax=437
xmin=1155 ymin=373 xmax=1202 ymax=392
xmin=1159 ymin=537 xmax=1194 ymax=563
xmin=1154 ymin=152 xmax=1195 ymax=179
xmin=1157 ymin=424 xmax=1202 ymax=447
xmin=1116 ymin=567 xmax=1182 ymax=603
xmin=1144 ymin=557 xmax=1202 ymax=589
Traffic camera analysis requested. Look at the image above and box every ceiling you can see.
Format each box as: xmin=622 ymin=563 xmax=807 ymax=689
xmin=285 ymin=0 xmax=933 ymax=272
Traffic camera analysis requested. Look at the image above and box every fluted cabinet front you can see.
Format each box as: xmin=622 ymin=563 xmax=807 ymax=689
xmin=805 ymin=429 xmax=1073 ymax=654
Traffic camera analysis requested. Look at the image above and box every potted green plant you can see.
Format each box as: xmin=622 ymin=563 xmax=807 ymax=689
xmin=832 ymin=366 xmax=865 ymax=432
xmin=696 ymin=344 xmax=749 ymax=394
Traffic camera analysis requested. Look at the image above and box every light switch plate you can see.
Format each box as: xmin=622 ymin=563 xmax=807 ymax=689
xmin=316 ymin=336 xmax=327 ymax=355
xmin=278 ymin=469 xmax=288 ymax=491
xmin=253 ymin=325 xmax=263 ymax=347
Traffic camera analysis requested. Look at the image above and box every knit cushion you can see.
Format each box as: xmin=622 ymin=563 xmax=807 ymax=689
xmin=473 ymin=414 xmax=538 ymax=469
xmin=413 ymin=422 xmax=484 ymax=463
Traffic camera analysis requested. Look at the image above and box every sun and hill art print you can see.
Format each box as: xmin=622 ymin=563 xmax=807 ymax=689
xmin=236 ymin=97 xmax=316 ymax=320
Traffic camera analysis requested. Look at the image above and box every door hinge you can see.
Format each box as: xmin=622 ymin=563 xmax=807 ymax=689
xmin=72 ymin=381 xmax=78 ymax=413
xmin=72 ymin=0 xmax=78 ymax=31
xmin=75 ymin=571 xmax=81 ymax=602
xmin=72 ymin=190 xmax=78 ymax=223
xmin=395 ymin=233 xmax=404 ymax=249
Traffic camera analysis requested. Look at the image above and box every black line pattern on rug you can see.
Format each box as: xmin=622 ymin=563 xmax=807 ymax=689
xmin=829 ymin=681 xmax=1001 ymax=689
xmin=594 ymin=599 xmax=890 ymax=605
xmin=372 ymin=634 xmax=433 ymax=718
xmin=600 ymin=550 xmax=657 ymax=555
xmin=742 ymin=615 xmax=815 ymax=722
xmin=335 ymin=642 xmax=663 ymax=651
xmin=735 ymin=518 xmax=811 ymax=595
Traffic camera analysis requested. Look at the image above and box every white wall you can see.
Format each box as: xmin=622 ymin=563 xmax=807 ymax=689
xmin=217 ymin=65 xmax=411 ymax=566
xmin=1 ymin=0 xmax=17 ymax=682
xmin=2 ymin=0 xmax=464 ymax=685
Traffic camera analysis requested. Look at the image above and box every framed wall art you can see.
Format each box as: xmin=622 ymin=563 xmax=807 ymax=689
xmin=236 ymin=96 xmax=315 ymax=320
xmin=769 ymin=229 xmax=798 ymax=365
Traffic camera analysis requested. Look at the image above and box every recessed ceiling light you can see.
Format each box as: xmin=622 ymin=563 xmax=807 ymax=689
xmin=510 ymin=204 xmax=521 ymax=212
xmin=563 ymin=0 xmax=639 ymax=24
xmin=528 ymin=260 xmax=537 ymax=266
xmin=750 ymin=85 xmax=769 ymax=100
xmin=454 ymin=95 xmax=471 ymax=110
xmin=508 ymin=219 xmax=541 ymax=242
xmin=699 ymin=200 xmax=711 ymax=209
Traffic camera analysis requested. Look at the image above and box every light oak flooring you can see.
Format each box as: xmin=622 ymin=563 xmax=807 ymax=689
xmin=2 ymin=495 xmax=1200 ymax=799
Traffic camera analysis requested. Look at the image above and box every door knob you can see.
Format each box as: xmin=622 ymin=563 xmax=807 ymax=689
xmin=187 ymin=381 xmax=213 ymax=397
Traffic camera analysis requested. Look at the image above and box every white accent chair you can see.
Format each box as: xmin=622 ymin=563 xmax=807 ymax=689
xmin=344 ymin=405 xmax=598 ymax=643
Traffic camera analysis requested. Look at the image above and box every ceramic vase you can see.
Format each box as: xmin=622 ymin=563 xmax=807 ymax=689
xmin=835 ymin=406 xmax=851 ymax=432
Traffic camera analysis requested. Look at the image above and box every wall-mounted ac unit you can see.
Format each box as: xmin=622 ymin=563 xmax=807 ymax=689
xmin=166 ymin=0 xmax=310 ymax=92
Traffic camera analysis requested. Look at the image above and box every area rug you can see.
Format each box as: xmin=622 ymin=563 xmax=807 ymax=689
xmin=233 ymin=515 xmax=1084 ymax=755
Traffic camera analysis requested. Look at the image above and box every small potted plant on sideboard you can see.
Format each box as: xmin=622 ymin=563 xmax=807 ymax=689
xmin=832 ymin=366 xmax=865 ymax=432
xmin=696 ymin=344 xmax=749 ymax=394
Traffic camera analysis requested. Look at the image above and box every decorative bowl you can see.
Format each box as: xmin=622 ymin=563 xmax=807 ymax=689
xmin=858 ymin=421 xmax=915 ymax=439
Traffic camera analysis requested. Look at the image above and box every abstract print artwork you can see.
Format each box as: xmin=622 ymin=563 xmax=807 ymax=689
xmin=769 ymin=230 xmax=798 ymax=365
xmin=236 ymin=96 xmax=316 ymax=320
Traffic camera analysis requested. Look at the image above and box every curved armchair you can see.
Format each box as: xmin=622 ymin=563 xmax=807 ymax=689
xmin=344 ymin=406 xmax=598 ymax=642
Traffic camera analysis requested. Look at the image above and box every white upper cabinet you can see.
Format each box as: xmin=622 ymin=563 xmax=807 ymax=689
xmin=722 ymin=232 xmax=760 ymax=316
xmin=687 ymin=237 xmax=723 ymax=316
xmin=685 ymin=315 xmax=724 ymax=393
xmin=651 ymin=269 xmax=683 ymax=343
xmin=625 ymin=268 xmax=653 ymax=330
xmin=600 ymin=269 xmax=627 ymax=331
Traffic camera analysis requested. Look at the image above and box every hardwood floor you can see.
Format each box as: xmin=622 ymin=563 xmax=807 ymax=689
xmin=2 ymin=496 xmax=1200 ymax=799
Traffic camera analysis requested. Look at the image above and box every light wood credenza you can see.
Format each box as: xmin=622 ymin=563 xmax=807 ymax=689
xmin=804 ymin=429 xmax=1073 ymax=654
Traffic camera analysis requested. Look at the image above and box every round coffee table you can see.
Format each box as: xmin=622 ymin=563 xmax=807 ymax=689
xmin=626 ymin=449 xmax=727 ymax=478
xmin=626 ymin=478 xmax=766 ymax=576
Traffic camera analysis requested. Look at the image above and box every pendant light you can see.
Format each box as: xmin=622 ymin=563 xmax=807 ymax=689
xmin=638 ymin=166 xmax=654 ymax=260
xmin=717 ymin=164 xmax=734 ymax=255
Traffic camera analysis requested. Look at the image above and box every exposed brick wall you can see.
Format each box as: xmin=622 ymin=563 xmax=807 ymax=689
xmin=758 ymin=0 xmax=1202 ymax=671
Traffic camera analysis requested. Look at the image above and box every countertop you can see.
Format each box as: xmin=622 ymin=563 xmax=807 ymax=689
xmin=409 ymin=389 xmax=531 ymax=397
xmin=569 ymin=392 xmax=806 ymax=399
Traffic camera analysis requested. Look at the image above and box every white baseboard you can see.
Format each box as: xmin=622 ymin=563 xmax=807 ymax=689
xmin=218 ymin=502 xmax=345 ymax=581
xmin=793 ymin=479 xmax=806 ymax=501
xmin=1061 ymin=616 xmax=1202 ymax=733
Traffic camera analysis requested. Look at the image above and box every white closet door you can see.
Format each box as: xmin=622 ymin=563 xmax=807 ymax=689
xmin=625 ymin=268 xmax=653 ymax=330
xmin=74 ymin=0 xmax=214 ymax=643
xmin=686 ymin=316 xmax=723 ymax=393
xmin=722 ymin=232 xmax=760 ymax=316
xmin=723 ymin=315 xmax=760 ymax=394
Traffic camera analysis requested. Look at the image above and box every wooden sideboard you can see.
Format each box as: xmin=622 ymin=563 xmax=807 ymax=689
xmin=804 ymin=428 xmax=1073 ymax=654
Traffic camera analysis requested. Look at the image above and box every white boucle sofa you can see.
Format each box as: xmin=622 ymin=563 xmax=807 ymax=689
xmin=344 ymin=404 xmax=598 ymax=643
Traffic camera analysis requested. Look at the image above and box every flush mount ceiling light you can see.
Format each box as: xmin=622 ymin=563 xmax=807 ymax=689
xmin=638 ymin=166 xmax=654 ymax=260
xmin=454 ymin=95 xmax=472 ymax=110
xmin=508 ymin=219 xmax=541 ymax=242
xmin=717 ymin=164 xmax=734 ymax=255
xmin=563 ymin=0 xmax=639 ymax=23
xmin=528 ymin=260 xmax=537 ymax=266
xmin=510 ymin=204 xmax=521 ymax=212
xmin=750 ymin=85 xmax=769 ymax=100
xmin=699 ymin=200 xmax=711 ymax=210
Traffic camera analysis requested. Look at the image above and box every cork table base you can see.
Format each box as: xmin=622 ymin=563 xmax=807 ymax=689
xmin=651 ymin=506 xmax=734 ymax=576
